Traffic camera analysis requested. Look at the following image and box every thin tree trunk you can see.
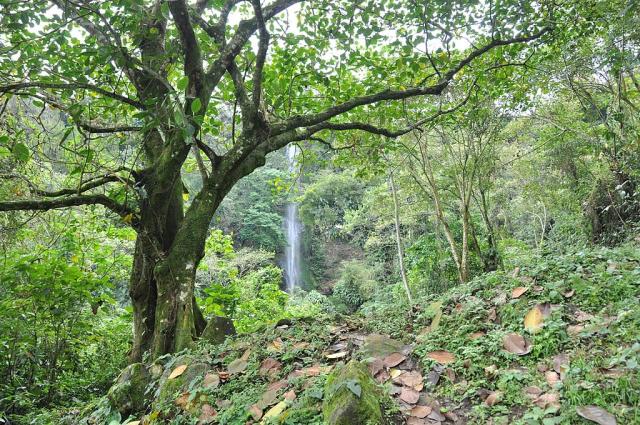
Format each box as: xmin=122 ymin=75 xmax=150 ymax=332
xmin=389 ymin=174 xmax=413 ymax=305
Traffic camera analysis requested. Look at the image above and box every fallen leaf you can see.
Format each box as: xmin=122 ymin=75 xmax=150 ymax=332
xmin=512 ymin=267 xmax=521 ymax=278
xmin=384 ymin=352 xmax=406 ymax=368
xmin=227 ymin=358 xmax=248 ymax=374
xmin=268 ymin=338 xmax=283 ymax=352
xmin=128 ymin=421 xmax=141 ymax=425
xmin=375 ymin=369 xmax=390 ymax=383
xmin=241 ymin=349 xmax=252 ymax=361
xmin=325 ymin=351 xmax=348 ymax=359
xmin=261 ymin=401 xmax=287 ymax=423
xmin=198 ymin=404 xmax=217 ymax=424
xmin=249 ymin=404 xmax=263 ymax=421
xmin=512 ymin=287 xmax=529 ymax=299
xmin=563 ymin=289 xmax=575 ymax=298
xmin=484 ymin=391 xmax=502 ymax=406
xmin=260 ymin=389 xmax=278 ymax=407
xmin=410 ymin=405 xmax=432 ymax=418
xmin=168 ymin=364 xmax=188 ymax=380
xmin=469 ymin=331 xmax=485 ymax=340
xmin=545 ymin=371 xmax=560 ymax=387
xmin=397 ymin=370 xmax=424 ymax=391
xmin=390 ymin=368 xmax=403 ymax=379
xmin=399 ymin=387 xmax=420 ymax=404
xmin=428 ymin=409 xmax=446 ymax=421
xmin=427 ymin=350 xmax=455 ymax=364
xmin=218 ymin=371 xmax=229 ymax=381
xmin=284 ymin=390 xmax=296 ymax=401
xmin=407 ymin=418 xmax=428 ymax=425
xmin=487 ymin=308 xmax=497 ymax=322
xmin=553 ymin=354 xmax=569 ymax=379
xmin=203 ymin=372 xmax=220 ymax=389
xmin=600 ymin=367 xmax=625 ymax=378
xmin=575 ymin=310 xmax=595 ymax=323
xmin=368 ymin=358 xmax=384 ymax=376
xmin=389 ymin=384 xmax=402 ymax=395
xmin=259 ymin=358 xmax=282 ymax=376
xmin=576 ymin=406 xmax=617 ymax=425
xmin=535 ymin=392 xmax=560 ymax=409
xmin=567 ymin=325 xmax=585 ymax=336
xmin=293 ymin=341 xmax=309 ymax=350
xmin=524 ymin=386 xmax=543 ymax=399
xmin=267 ymin=380 xmax=287 ymax=392
xmin=175 ymin=392 xmax=190 ymax=409
xmin=503 ymin=333 xmax=532 ymax=355
xmin=524 ymin=305 xmax=544 ymax=333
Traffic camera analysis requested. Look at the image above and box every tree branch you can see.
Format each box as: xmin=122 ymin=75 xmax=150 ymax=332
xmin=251 ymin=0 xmax=270 ymax=107
xmin=0 ymin=194 xmax=133 ymax=217
xmin=272 ymin=27 xmax=550 ymax=135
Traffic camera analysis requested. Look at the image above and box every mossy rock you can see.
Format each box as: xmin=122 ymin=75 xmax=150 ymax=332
xmin=107 ymin=363 xmax=151 ymax=416
xmin=359 ymin=334 xmax=404 ymax=358
xmin=323 ymin=360 xmax=385 ymax=425
xmin=201 ymin=316 xmax=236 ymax=344
xmin=154 ymin=356 xmax=210 ymax=409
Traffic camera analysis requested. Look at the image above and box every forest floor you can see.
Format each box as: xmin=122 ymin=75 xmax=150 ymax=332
xmin=71 ymin=243 xmax=639 ymax=425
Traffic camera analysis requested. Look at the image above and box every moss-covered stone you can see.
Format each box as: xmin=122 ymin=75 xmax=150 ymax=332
xmin=154 ymin=355 xmax=210 ymax=409
xmin=200 ymin=316 xmax=236 ymax=344
xmin=107 ymin=363 xmax=150 ymax=416
xmin=360 ymin=334 xmax=404 ymax=358
xmin=323 ymin=360 xmax=384 ymax=425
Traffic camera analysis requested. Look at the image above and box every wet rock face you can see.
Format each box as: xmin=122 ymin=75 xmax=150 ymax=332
xmin=107 ymin=363 xmax=151 ymax=416
xmin=201 ymin=316 xmax=236 ymax=344
xmin=323 ymin=360 xmax=385 ymax=425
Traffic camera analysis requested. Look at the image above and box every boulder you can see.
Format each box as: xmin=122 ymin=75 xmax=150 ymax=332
xmin=360 ymin=334 xmax=404 ymax=358
xmin=107 ymin=363 xmax=151 ymax=416
xmin=323 ymin=360 xmax=384 ymax=425
xmin=154 ymin=355 xmax=210 ymax=410
xmin=201 ymin=316 xmax=236 ymax=344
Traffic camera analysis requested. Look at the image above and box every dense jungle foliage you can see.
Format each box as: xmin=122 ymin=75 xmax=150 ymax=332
xmin=0 ymin=0 xmax=638 ymax=424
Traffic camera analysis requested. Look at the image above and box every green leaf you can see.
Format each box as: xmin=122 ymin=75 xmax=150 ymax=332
xmin=177 ymin=76 xmax=189 ymax=91
xmin=191 ymin=98 xmax=202 ymax=114
xmin=12 ymin=142 xmax=29 ymax=162
xmin=345 ymin=379 xmax=362 ymax=398
xmin=0 ymin=135 xmax=9 ymax=145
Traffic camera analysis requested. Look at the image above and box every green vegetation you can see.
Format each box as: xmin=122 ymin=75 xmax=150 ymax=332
xmin=1 ymin=0 xmax=639 ymax=424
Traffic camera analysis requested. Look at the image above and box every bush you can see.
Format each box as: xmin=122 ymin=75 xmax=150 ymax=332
xmin=331 ymin=261 xmax=376 ymax=313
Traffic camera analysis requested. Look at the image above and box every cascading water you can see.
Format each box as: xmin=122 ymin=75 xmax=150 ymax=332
xmin=284 ymin=144 xmax=302 ymax=292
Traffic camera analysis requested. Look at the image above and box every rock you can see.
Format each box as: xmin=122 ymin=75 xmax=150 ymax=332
xmin=360 ymin=334 xmax=404 ymax=358
xmin=201 ymin=316 xmax=236 ymax=344
xmin=107 ymin=363 xmax=151 ymax=416
xmin=323 ymin=360 xmax=384 ymax=425
xmin=154 ymin=356 xmax=210 ymax=410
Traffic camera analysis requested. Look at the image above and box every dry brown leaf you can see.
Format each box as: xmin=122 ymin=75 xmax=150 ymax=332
xmin=487 ymin=308 xmax=497 ymax=322
xmin=575 ymin=310 xmax=594 ymax=323
xmin=553 ymin=354 xmax=569 ymax=379
xmin=376 ymin=369 xmax=390 ymax=383
xmin=503 ymin=333 xmax=532 ymax=355
xmin=576 ymin=406 xmax=617 ymax=425
xmin=249 ymin=404 xmax=263 ymax=421
xmin=563 ymin=289 xmax=575 ymax=298
xmin=267 ymin=380 xmax=287 ymax=392
xmin=168 ymin=364 xmax=188 ymax=380
xmin=283 ymin=390 xmax=296 ymax=401
xmin=399 ymin=387 xmax=420 ymax=404
xmin=567 ymin=324 xmax=585 ymax=336
xmin=383 ymin=352 xmax=406 ymax=368
xmin=241 ymin=349 xmax=252 ymax=361
xmin=368 ymin=358 xmax=384 ymax=376
xmin=203 ymin=372 xmax=220 ymax=389
xmin=293 ymin=341 xmax=309 ymax=350
xmin=268 ymin=338 xmax=283 ymax=352
xmin=218 ymin=371 xmax=229 ymax=381
xmin=259 ymin=358 xmax=282 ymax=376
xmin=512 ymin=267 xmax=521 ymax=278
xmin=198 ymin=404 xmax=217 ymax=424
xmin=397 ymin=371 xmax=424 ymax=391
xmin=512 ymin=287 xmax=529 ymax=299
xmin=545 ymin=371 xmax=560 ymax=387
xmin=524 ymin=305 xmax=544 ymax=333
xmin=227 ymin=358 xmax=248 ymax=374
xmin=484 ymin=391 xmax=503 ymax=406
xmin=427 ymin=350 xmax=455 ymax=364
xmin=469 ymin=331 xmax=485 ymax=340
xmin=524 ymin=386 xmax=543 ymax=399
xmin=407 ymin=418 xmax=428 ymax=425
xmin=175 ymin=392 xmax=190 ymax=409
xmin=325 ymin=351 xmax=348 ymax=359
xmin=535 ymin=392 xmax=560 ymax=409
xmin=410 ymin=405 xmax=432 ymax=418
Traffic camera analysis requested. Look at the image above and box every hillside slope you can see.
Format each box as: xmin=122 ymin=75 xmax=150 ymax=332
xmin=68 ymin=243 xmax=639 ymax=425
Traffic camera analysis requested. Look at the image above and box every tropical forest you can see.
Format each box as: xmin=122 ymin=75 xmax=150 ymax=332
xmin=0 ymin=0 xmax=639 ymax=424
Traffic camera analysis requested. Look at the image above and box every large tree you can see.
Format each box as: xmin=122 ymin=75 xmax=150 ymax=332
xmin=0 ymin=0 xmax=549 ymax=361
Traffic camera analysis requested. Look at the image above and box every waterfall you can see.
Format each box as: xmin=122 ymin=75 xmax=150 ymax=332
xmin=284 ymin=144 xmax=302 ymax=291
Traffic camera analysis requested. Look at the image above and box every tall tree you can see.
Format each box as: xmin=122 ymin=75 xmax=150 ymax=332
xmin=0 ymin=0 xmax=549 ymax=360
